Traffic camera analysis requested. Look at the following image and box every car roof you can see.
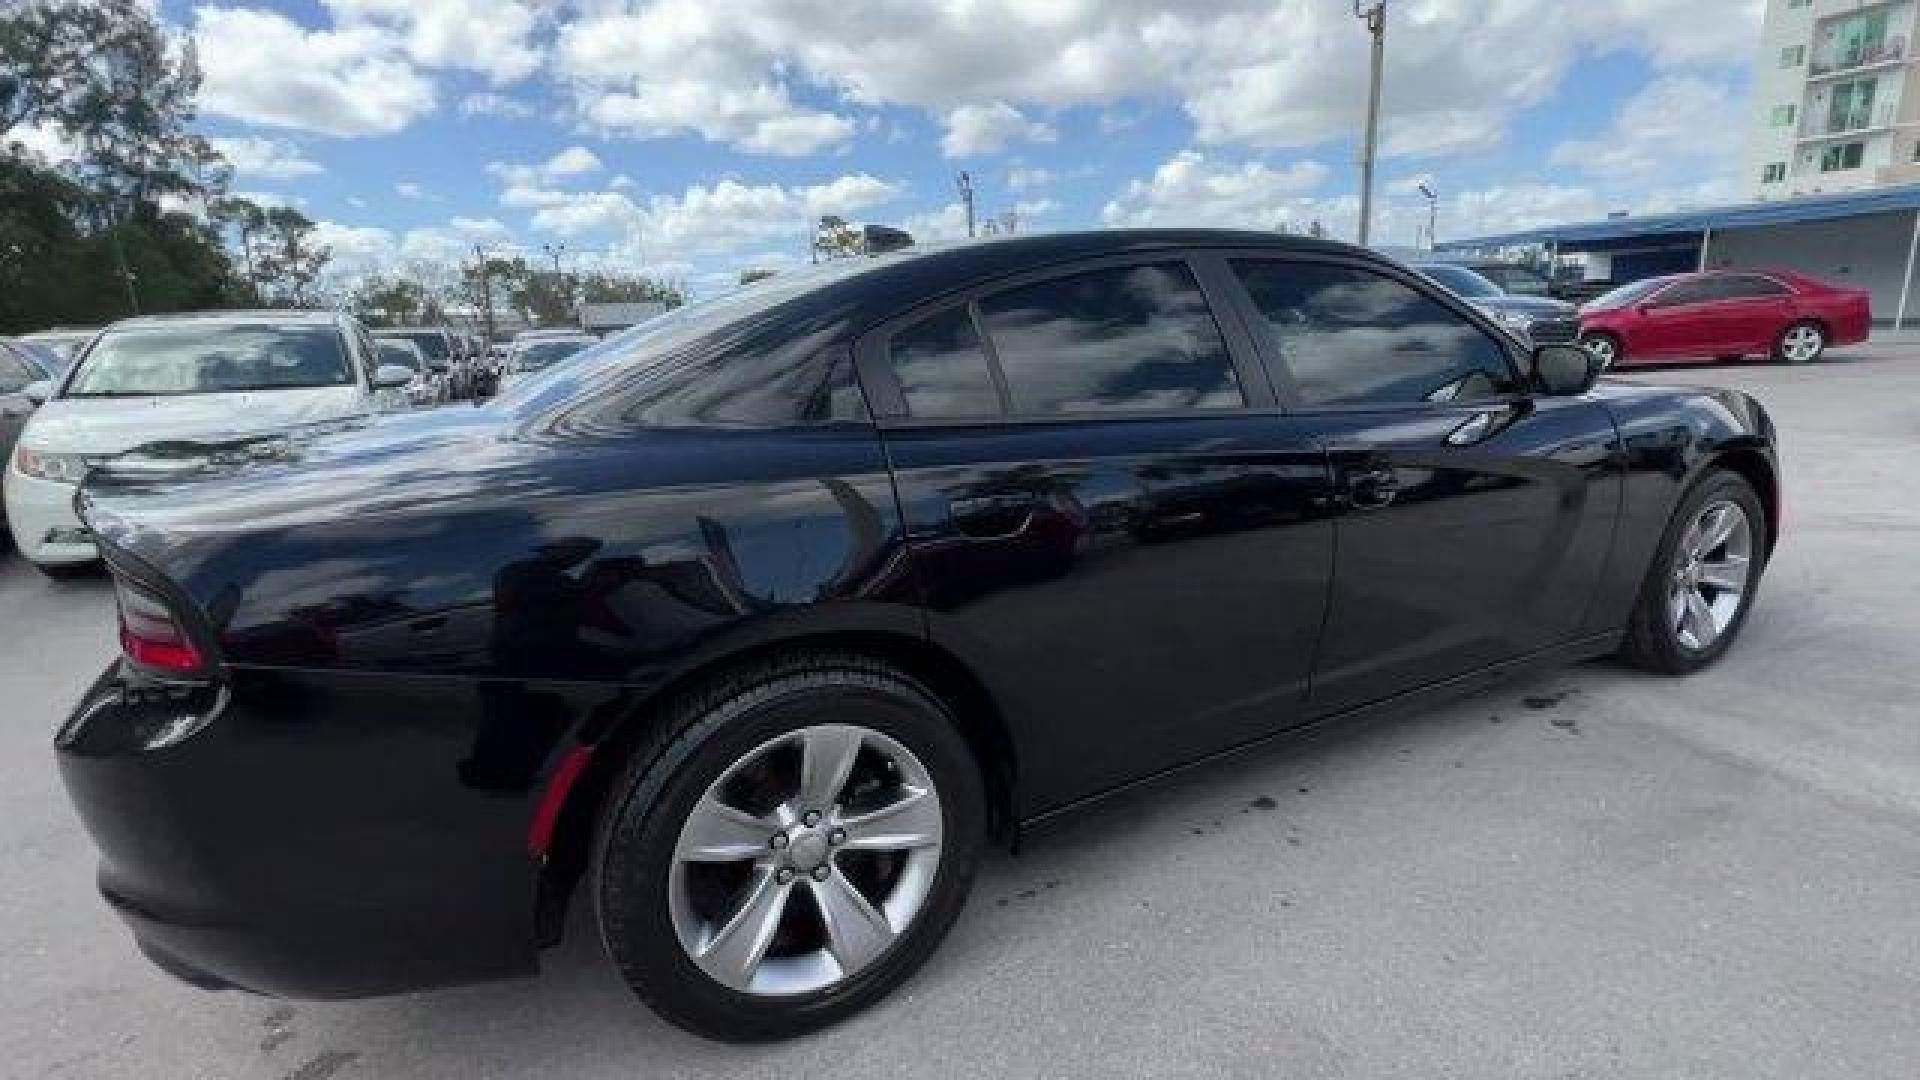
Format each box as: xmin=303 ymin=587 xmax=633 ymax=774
xmin=103 ymin=310 xmax=346 ymax=330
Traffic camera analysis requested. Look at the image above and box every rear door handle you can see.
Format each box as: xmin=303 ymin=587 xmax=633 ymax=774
xmin=949 ymin=493 xmax=1039 ymax=538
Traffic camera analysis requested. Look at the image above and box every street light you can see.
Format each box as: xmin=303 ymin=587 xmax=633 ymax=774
xmin=1354 ymin=0 xmax=1387 ymax=247
xmin=1417 ymin=180 xmax=1437 ymax=250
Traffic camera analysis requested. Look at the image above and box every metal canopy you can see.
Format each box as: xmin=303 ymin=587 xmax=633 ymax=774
xmin=1437 ymin=183 xmax=1920 ymax=252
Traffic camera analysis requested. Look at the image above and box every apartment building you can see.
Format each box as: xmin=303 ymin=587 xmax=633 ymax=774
xmin=1748 ymin=0 xmax=1920 ymax=199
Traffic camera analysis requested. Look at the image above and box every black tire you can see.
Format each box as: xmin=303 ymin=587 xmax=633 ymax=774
xmin=592 ymin=651 xmax=986 ymax=1042
xmin=1618 ymin=470 xmax=1767 ymax=675
xmin=1772 ymin=320 xmax=1825 ymax=365
xmin=1581 ymin=331 xmax=1623 ymax=370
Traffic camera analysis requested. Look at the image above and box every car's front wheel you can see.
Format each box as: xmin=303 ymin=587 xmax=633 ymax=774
xmin=1580 ymin=330 xmax=1622 ymax=370
xmin=593 ymin=653 xmax=986 ymax=1042
xmin=1619 ymin=470 xmax=1767 ymax=675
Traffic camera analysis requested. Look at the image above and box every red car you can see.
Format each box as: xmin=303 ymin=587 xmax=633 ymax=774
xmin=1578 ymin=269 xmax=1870 ymax=368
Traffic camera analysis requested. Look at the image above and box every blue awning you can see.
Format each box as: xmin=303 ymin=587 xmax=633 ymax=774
xmin=1438 ymin=183 xmax=1920 ymax=252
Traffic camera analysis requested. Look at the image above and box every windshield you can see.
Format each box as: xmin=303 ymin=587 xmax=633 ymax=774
xmin=1475 ymin=264 xmax=1552 ymax=296
xmin=1415 ymin=264 xmax=1503 ymax=299
xmin=66 ymin=324 xmax=354 ymax=398
xmin=513 ymin=338 xmax=595 ymax=372
xmin=379 ymin=331 xmax=450 ymax=361
xmin=378 ymin=342 xmax=424 ymax=371
xmin=1585 ymin=277 xmax=1671 ymax=310
xmin=23 ymin=332 xmax=90 ymax=364
xmin=13 ymin=339 xmax=69 ymax=376
xmin=489 ymin=258 xmax=875 ymax=416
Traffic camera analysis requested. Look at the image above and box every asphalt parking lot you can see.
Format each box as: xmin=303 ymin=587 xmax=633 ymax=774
xmin=4 ymin=341 xmax=1919 ymax=1080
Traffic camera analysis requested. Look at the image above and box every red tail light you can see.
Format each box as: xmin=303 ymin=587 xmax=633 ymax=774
xmin=114 ymin=578 xmax=206 ymax=676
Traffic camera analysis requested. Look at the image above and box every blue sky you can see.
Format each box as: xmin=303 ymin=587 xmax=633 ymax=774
xmin=144 ymin=0 xmax=1766 ymax=295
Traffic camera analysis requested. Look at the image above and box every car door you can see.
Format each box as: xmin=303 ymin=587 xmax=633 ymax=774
xmin=0 ymin=345 xmax=40 ymax=461
xmin=1699 ymin=274 xmax=1792 ymax=354
xmin=1216 ymin=253 xmax=1620 ymax=715
xmin=1629 ymin=277 xmax=1722 ymax=359
xmin=857 ymin=253 xmax=1338 ymax=808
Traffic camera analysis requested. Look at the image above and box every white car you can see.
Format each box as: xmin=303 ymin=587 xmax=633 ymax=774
xmin=373 ymin=337 xmax=446 ymax=407
xmin=498 ymin=333 xmax=599 ymax=391
xmin=4 ymin=310 xmax=411 ymax=575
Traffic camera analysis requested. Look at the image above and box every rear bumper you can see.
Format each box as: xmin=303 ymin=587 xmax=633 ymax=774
xmin=57 ymin=663 xmax=553 ymax=998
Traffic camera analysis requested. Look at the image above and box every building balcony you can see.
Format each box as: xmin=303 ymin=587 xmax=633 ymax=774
xmin=1808 ymin=36 xmax=1907 ymax=77
xmin=1798 ymin=102 xmax=1903 ymax=139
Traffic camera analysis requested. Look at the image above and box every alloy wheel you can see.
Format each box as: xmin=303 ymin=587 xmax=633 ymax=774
xmin=668 ymin=723 xmax=944 ymax=996
xmin=1581 ymin=334 xmax=1617 ymax=369
xmin=1666 ymin=498 xmax=1754 ymax=652
xmin=1781 ymin=324 xmax=1823 ymax=363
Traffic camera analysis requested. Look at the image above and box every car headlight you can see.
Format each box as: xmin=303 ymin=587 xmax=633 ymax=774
xmin=11 ymin=446 xmax=92 ymax=484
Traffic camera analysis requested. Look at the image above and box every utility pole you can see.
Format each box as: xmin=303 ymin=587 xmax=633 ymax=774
xmin=1418 ymin=180 xmax=1437 ymax=250
xmin=542 ymin=241 xmax=566 ymax=278
xmin=1355 ymin=0 xmax=1386 ymax=247
xmin=956 ymin=171 xmax=976 ymax=239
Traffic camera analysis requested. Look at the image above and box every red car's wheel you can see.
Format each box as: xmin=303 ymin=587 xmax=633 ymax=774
xmin=1580 ymin=331 xmax=1622 ymax=370
xmin=1773 ymin=321 xmax=1825 ymax=365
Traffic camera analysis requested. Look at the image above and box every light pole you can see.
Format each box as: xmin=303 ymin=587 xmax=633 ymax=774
xmin=1355 ymin=0 xmax=1386 ymax=247
xmin=1418 ymin=180 xmax=1437 ymax=250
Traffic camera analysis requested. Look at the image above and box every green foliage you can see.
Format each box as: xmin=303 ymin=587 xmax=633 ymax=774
xmin=578 ymin=271 xmax=685 ymax=308
xmin=346 ymin=275 xmax=426 ymax=327
xmin=738 ymin=267 xmax=777 ymax=286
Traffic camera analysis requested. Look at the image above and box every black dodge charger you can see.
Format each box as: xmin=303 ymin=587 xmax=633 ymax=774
xmin=58 ymin=230 xmax=1778 ymax=1041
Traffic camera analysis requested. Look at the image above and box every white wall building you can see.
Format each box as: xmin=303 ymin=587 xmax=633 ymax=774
xmin=1748 ymin=0 xmax=1920 ymax=199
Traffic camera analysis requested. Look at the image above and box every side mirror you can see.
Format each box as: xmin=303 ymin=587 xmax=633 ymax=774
xmin=372 ymin=364 xmax=415 ymax=389
xmin=21 ymin=380 xmax=53 ymax=404
xmin=1533 ymin=345 xmax=1600 ymax=397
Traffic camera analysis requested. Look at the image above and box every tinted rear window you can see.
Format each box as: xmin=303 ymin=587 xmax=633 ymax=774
xmin=67 ymin=324 xmax=353 ymax=397
xmin=976 ymin=262 xmax=1243 ymax=415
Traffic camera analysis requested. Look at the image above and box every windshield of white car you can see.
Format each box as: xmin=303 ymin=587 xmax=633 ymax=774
xmin=377 ymin=343 xmax=424 ymax=371
xmin=1585 ymin=277 xmax=1671 ymax=310
xmin=378 ymin=331 xmax=451 ymax=361
xmin=1415 ymin=264 xmax=1503 ymax=299
xmin=513 ymin=338 xmax=596 ymax=372
xmin=65 ymin=324 xmax=355 ymax=398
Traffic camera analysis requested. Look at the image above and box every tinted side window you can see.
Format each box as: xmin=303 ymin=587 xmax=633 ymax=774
xmin=1651 ymin=279 xmax=1716 ymax=307
xmin=1231 ymin=261 xmax=1518 ymax=408
xmin=1719 ymin=275 xmax=1789 ymax=299
xmin=887 ymin=306 xmax=1001 ymax=418
xmin=976 ymin=262 xmax=1243 ymax=415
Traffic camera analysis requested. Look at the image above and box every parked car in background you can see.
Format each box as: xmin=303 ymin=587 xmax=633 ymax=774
xmin=56 ymin=231 xmax=1779 ymax=1041
xmin=1578 ymin=269 xmax=1870 ymax=368
xmin=19 ymin=327 xmax=97 ymax=368
xmin=498 ymin=332 xmax=598 ymax=390
xmin=374 ymin=338 xmax=445 ymax=407
xmin=1412 ymin=262 xmax=1580 ymax=344
xmin=1 ymin=338 xmax=67 ymax=489
xmin=5 ymin=311 xmax=411 ymax=574
xmin=373 ymin=327 xmax=465 ymax=399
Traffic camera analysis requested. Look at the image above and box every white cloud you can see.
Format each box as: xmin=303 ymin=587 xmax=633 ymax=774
xmin=396 ymin=181 xmax=425 ymax=198
xmin=543 ymin=145 xmax=604 ymax=179
xmin=195 ymin=6 xmax=436 ymax=136
xmin=323 ymin=0 xmax=542 ymax=85
xmin=460 ymin=92 xmax=534 ymax=120
xmin=1549 ymin=75 xmax=1747 ymax=182
xmin=1007 ymin=165 xmax=1055 ymax=192
xmin=1101 ymin=150 xmax=1330 ymax=229
xmin=610 ymin=173 xmax=635 ymax=189
xmin=902 ymin=202 xmax=972 ymax=243
xmin=6 ymin=123 xmax=78 ymax=165
xmin=210 ymin=136 xmax=326 ymax=179
xmin=941 ymin=101 xmax=1056 ymax=157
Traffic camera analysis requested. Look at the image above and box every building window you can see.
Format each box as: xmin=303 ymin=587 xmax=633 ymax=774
xmin=1770 ymin=103 xmax=1797 ymax=128
xmin=1780 ymin=44 xmax=1805 ymax=67
xmin=1820 ymin=141 xmax=1866 ymax=172
xmin=1761 ymin=162 xmax=1787 ymax=184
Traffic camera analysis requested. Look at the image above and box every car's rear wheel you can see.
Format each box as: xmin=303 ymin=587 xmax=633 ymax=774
xmin=1580 ymin=331 xmax=1622 ymax=370
xmin=593 ymin=652 xmax=986 ymax=1042
xmin=1619 ymin=470 xmax=1767 ymax=675
xmin=1773 ymin=320 xmax=1825 ymax=364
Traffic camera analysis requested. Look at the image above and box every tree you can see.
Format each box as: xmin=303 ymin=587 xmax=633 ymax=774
xmin=812 ymin=215 xmax=863 ymax=261
xmin=577 ymin=271 xmax=684 ymax=308
xmin=347 ymin=275 xmax=426 ymax=327
xmin=738 ymin=267 xmax=777 ymax=286
xmin=252 ymin=206 xmax=330 ymax=307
